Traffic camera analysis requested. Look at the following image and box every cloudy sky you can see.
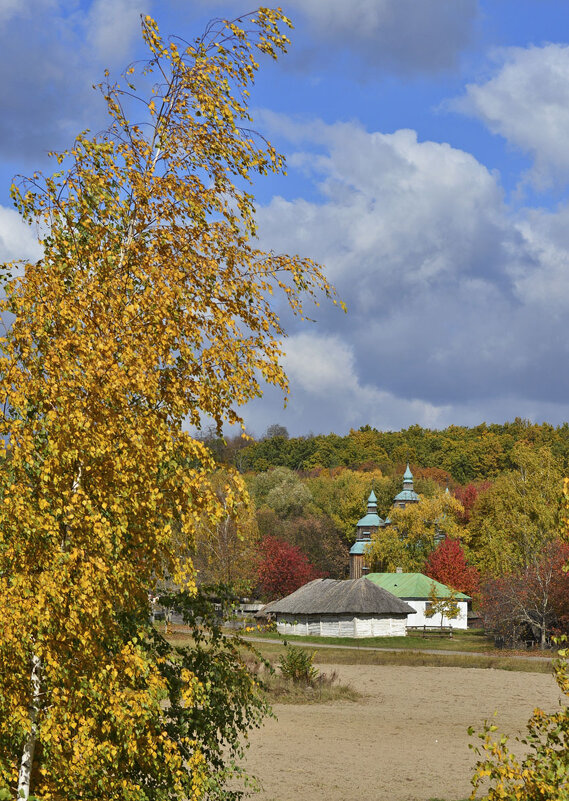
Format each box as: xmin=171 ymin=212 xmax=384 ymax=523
xmin=2 ymin=1 xmax=569 ymax=437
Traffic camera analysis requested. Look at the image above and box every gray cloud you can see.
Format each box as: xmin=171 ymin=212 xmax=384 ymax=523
xmin=188 ymin=0 xmax=478 ymax=75
xmin=0 ymin=0 xmax=478 ymax=169
xmin=0 ymin=0 xmax=149 ymax=164
xmin=248 ymin=116 xmax=569 ymax=432
xmin=284 ymin=0 xmax=479 ymax=74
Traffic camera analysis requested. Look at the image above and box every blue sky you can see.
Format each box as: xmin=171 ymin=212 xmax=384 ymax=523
xmin=2 ymin=1 xmax=569 ymax=437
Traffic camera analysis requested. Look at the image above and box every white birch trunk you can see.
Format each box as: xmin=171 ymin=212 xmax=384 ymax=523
xmin=17 ymin=651 xmax=42 ymax=800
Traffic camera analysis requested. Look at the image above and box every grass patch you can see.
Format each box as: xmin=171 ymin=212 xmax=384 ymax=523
xmin=240 ymin=647 xmax=361 ymax=705
xmin=160 ymin=625 xmax=362 ymax=702
xmin=242 ymin=627 xmax=495 ymax=652
xmin=162 ymin=624 xmax=555 ymax=674
xmin=249 ymin=640 xmax=554 ymax=674
xmin=261 ymin=668 xmax=361 ymax=704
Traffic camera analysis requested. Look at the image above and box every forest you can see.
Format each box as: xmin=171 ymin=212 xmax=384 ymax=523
xmin=194 ymin=419 xmax=569 ymax=648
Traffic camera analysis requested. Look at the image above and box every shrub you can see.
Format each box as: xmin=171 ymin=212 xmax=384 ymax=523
xmin=279 ymin=645 xmax=319 ymax=685
xmin=469 ymin=639 xmax=569 ymax=800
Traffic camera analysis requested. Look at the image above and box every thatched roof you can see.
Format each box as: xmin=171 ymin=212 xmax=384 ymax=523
xmin=257 ymin=577 xmax=414 ymax=617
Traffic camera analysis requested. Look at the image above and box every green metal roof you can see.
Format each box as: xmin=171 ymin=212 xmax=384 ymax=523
xmin=403 ymin=465 xmax=413 ymax=481
xmin=368 ymin=490 xmax=377 ymax=504
xmin=394 ymin=489 xmax=420 ymax=502
xmin=365 ymin=573 xmax=470 ymax=600
xmin=349 ymin=541 xmax=368 ymax=555
xmin=356 ymin=512 xmax=384 ymax=527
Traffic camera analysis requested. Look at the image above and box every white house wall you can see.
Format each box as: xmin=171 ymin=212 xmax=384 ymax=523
xmin=276 ymin=613 xmax=408 ymax=638
xmin=404 ymin=600 xmax=468 ymax=630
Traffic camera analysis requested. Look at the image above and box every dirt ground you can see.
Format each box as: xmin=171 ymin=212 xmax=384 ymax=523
xmin=243 ymin=663 xmax=566 ymax=801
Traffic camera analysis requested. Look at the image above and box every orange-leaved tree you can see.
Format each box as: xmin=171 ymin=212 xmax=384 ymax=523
xmin=0 ymin=10 xmax=337 ymax=801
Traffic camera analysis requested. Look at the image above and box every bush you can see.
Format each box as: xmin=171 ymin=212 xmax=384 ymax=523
xmin=469 ymin=639 xmax=569 ymax=800
xmin=279 ymin=645 xmax=319 ymax=685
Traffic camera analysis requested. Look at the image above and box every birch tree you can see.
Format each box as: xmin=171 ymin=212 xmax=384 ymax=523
xmin=0 ymin=10 xmax=336 ymax=800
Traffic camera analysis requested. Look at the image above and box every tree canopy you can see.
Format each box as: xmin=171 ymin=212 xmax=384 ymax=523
xmin=468 ymin=443 xmax=563 ymax=576
xmin=0 ymin=10 xmax=336 ymax=800
xmin=366 ymin=489 xmax=465 ymax=573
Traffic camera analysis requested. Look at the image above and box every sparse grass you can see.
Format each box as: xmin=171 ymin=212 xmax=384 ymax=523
xmin=161 ymin=625 xmax=361 ymax=703
xmin=249 ymin=639 xmax=554 ymax=674
xmin=260 ymin=668 xmax=361 ymax=704
xmin=162 ymin=624 xmax=555 ymax=674
xmin=242 ymin=627 xmax=496 ymax=652
xmin=240 ymin=647 xmax=361 ymax=704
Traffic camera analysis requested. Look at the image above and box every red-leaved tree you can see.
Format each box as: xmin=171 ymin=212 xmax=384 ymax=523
xmin=256 ymin=536 xmax=324 ymax=600
xmin=453 ymin=481 xmax=492 ymax=523
xmin=424 ymin=538 xmax=480 ymax=598
xmin=481 ymin=540 xmax=569 ymax=648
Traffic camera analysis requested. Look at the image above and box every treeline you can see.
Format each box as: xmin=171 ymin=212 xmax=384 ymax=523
xmin=194 ymin=429 xmax=569 ymax=646
xmin=202 ymin=418 xmax=569 ymax=483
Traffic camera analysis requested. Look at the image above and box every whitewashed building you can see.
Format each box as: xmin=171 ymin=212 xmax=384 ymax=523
xmin=365 ymin=573 xmax=470 ymax=629
xmin=257 ymin=577 xmax=414 ymax=638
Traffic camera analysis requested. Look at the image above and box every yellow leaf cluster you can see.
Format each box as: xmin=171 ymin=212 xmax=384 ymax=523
xmin=0 ymin=8 xmax=337 ymax=800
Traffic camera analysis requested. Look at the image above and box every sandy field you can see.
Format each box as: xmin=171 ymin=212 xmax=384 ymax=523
xmin=243 ymin=663 xmax=566 ymax=801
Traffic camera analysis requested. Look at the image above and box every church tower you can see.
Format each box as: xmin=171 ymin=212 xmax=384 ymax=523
xmin=349 ymin=490 xmax=384 ymax=579
xmin=393 ymin=464 xmax=420 ymax=509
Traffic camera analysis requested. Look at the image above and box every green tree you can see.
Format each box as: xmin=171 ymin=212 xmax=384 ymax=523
xmin=307 ymin=468 xmax=385 ymax=539
xmin=366 ymin=489 xmax=465 ymax=573
xmin=249 ymin=466 xmax=312 ymax=519
xmin=468 ymin=443 xmax=563 ymax=575
xmin=342 ymin=427 xmax=389 ymax=470
xmin=467 ymin=478 xmax=569 ymax=800
xmin=424 ymin=583 xmax=460 ymax=630
xmin=0 ymin=10 xmax=336 ymax=800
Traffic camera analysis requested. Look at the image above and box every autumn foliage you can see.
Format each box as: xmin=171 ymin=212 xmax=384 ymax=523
xmin=424 ymin=538 xmax=480 ymax=598
xmin=453 ymin=481 xmax=491 ymax=523
xmin=468 ymin=482 xmax=569 ymax=800
xmin=0 ymin=10 xmax=336 ymax=801
xmin=480 ymin=539 xmax=569 ymax=647
xmin=256 ymin=536 xmax=324 ymax=600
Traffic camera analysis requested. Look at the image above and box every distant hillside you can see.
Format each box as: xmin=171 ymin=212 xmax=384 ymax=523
xmin=201 ymin=418 xmax=569 ymax=483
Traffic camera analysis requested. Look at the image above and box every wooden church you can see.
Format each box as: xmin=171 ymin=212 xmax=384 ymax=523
xmin=349 ymin=465 xmax=419 ymax=579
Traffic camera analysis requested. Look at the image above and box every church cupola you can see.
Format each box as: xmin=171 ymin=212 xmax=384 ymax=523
xmin=349 ymin=488 xmax=385 ymax=579
xmin=393 ymin=464 xmax=420 ymax=509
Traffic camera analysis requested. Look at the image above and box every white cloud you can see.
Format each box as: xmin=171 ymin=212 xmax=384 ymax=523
xmin=257 ymin=115 xmax=511 ymax=292
xmin=249 ymin=115 xmax=569 ymax=431
xmin=455 ymin=44 xmax=569 ymax=188
xmin=0 ymin=206 xmax=43 ymax=265
xmin=241 ymin=331 xmax=452 ymax=435
xmin=282 ymin=332 xmax=356 ymax=397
